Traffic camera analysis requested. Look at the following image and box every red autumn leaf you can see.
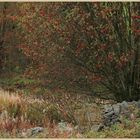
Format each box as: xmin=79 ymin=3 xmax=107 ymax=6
xmin=133 ymin=29 xmax=140 ymax=33
xmin=100 ymin=27 xmax=108 ymax=34
xmin=40 ymin=10 xmax=46 ymax=17
xmin=9 ymin=16 xmax=17 ymax=21
xmin=132 ymin=15 xmax=140 ymax=19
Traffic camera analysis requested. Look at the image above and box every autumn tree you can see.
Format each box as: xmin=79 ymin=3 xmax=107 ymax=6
xmin=12 ymin=2 xmax=140 ymax=101
xmin=61 ymin=2 xmax=140 ymax=101
xmin=0 ymin=3 xmax=27 ymax=74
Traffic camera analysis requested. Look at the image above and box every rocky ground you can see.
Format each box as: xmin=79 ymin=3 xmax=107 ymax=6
xmin=0 ymin=88 xmax=140 ymax=138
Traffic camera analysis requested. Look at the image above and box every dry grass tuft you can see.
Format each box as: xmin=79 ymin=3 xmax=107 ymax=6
xmin=0 ymin=88 xmax=21 ymax=106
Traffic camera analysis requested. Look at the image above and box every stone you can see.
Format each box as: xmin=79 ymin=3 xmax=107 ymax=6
xmin=104 ymin=121 xmax=110 ymax=126
xmin=120 ymin=101 xmax=129 ymax=108
xmin=104 ymin=105 xmax=113 ymax=113
xmin=111 ymin=117 xmax=121 ymax=124
xmin=90 ymin=124 xmax=104 ymax=132
xmin=101 ymin=101 xmax=137 ymax=128
xmin=102 ymin=103 xmax=122 ymax=127
xmin=103 ymin=111 xmax=114 ymax=118
xmin=137 ymin=100 xmax=140 ymax=108
xmin=129 ymin=101 xmax=137 ymax=106
xmin=111 ymin=114 xmax=118 ymax=119
xmin=58 ymin=121 xmax=67 ymax=131
xmin=25 ymin=127 xmax=44 ymax=137
xmin=120 ymin=101 xmax=129 ymax=113
xmin=30 ymin=127 xmax=44 ymax=134
xmin=112 ymin=104 xmax=121 ymax=115
xmin=57 ymin=121 xmax=73 ymax=133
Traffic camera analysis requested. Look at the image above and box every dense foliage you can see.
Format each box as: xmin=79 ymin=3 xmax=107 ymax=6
xmin=0 ymin=2 xmax=140 ymax=101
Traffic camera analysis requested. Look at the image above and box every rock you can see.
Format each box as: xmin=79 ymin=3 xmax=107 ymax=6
xmin=137 ymin=100 xmax=140 ymax=108
xmin=104 ymin=105 xmax=113 ymax=113
xmin=103 ymin=119 xmax=111 ymax=126
xmin=58 ymin=121 xmax=67 ymax=131
xmin=120 ymin=101 xmax=129 ymax=111
xmin=129 ymin=101 xmax=137 ymax=106
xmin=128 ymin=100 xmax=140 ymax=108
xmin=111 ymin=117 xmax=121 ymax=124
xmin=112 ymin=104 xmax=121 ymax=115
xmin=25 ymin=127 xmax=44 ymax=137
xmin=30 ymin=127 xmax=44 ymax=134
xmin=102 ymin=103 xmax=122 ymax=127
xmin=101 ymin=100 xmax=140 ymax=129
xmin=104 ymin=111 xmax=114 ymax=118
xmin=90 ymin=124 xmax=104 ymax=132
xmin=57 ymin=121 xmax=73 ymax=133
